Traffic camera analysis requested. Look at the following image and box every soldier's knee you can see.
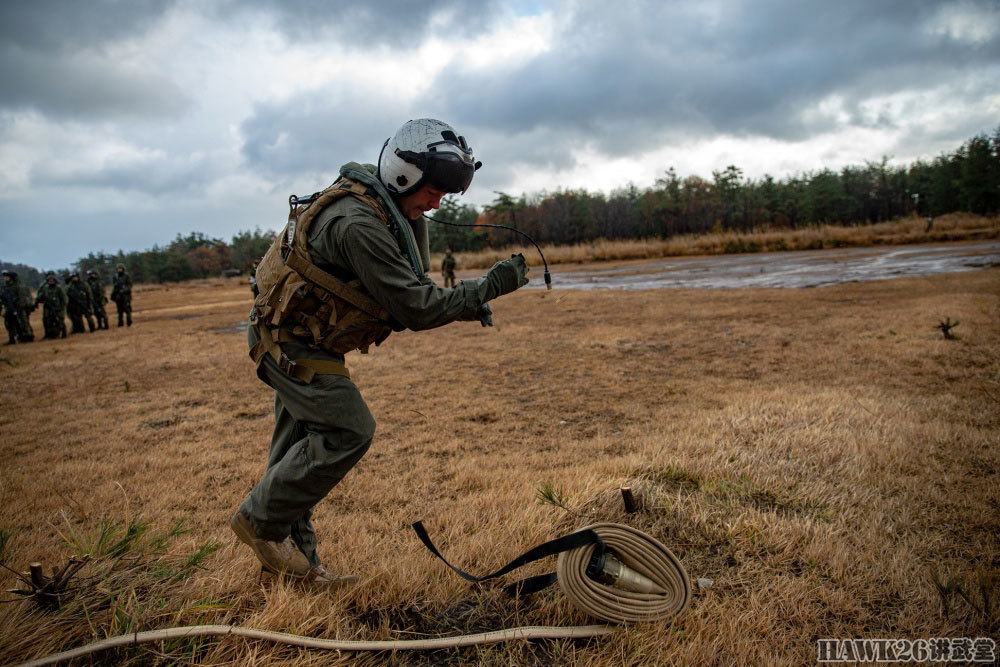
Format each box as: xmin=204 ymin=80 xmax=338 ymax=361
xmin=305 ymin=427 xmax=373 ymax=482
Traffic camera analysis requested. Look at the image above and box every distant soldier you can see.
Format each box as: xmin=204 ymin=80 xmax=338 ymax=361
xmin=66 ymin=273 xmax=96 ymax=333
xmin=1 ymin=270 xmax=25 ymax=344
xmin=110 ymin=263 xmax=133 ymax=327
xmin=34 ymin=273 xmax=67 ymax=339
xmin=249 ymin=260 xmax=259 ymax=297
xmin=86 ymin=269 xmax=109 ymax=330
xmin=441 ymin=246 xmax=457 ymax=287
xmin=16 ymin=274 xmax=35 ymax=342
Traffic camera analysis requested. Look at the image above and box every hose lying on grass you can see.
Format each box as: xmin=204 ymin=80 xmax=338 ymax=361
xmin=18 ymin=523 xmax=689 ymax=665
xmin=19 ymin=625 xmax=616 ymax=666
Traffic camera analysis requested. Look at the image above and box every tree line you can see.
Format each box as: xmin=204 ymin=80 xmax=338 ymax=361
xmin=0 ymin=228 xmax=277 ymax=289
xmin=431 ymin=126 xmax=1000 ymax=250
xmin=4 ymin=127 xmax=997 ymax=287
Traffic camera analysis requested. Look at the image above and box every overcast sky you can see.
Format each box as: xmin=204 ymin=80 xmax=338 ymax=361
xmin=1 ymin=0 xmax=998 ymax=269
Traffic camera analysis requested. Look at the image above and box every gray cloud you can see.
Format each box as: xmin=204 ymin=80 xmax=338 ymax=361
xmin=0 ymin=44 xmax=190 ymax=119
xmin=0 ymin=0 xmax=173 ymax=51
xmin=223 ymin=0 xmax=505 ymax=47
xmin=28 ymin=151 xmax=218 ymax=196
xmin=238 ymin=96 xmax=403 ymax=183
xmin=429 ymin=0 xmax=999 ymax=157
xmin=0 ymin=1 xmax=188 ymax=119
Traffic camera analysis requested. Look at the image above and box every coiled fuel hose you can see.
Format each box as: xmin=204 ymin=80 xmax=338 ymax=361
xmin=557 ymin=522 xmax=690 ymax=623
xmin=17 ymin=524 xmax=690 ymax=665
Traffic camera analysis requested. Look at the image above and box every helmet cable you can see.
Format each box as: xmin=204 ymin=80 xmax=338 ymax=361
xmin=422 ymin=214 xmax=552 ymax=289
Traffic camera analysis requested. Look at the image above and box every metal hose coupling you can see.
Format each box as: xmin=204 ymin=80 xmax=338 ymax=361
xmin=559 ymin=523 xmax=690 ymax=623
xmin=587 ymin=550 xmax=665 ymax=594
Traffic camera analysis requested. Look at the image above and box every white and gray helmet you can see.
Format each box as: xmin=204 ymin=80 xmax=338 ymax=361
xmin=378 ymin=119 xmax=481 ymax=196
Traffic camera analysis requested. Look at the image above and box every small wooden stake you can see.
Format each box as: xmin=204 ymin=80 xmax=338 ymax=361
xmin=621 ymin=486 xmax=640 ymax=514
xmin=29 ymin=562 xmax=47 ymax=589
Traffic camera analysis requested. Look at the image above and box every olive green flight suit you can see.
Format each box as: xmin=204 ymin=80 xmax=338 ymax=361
xmin=240 ymin=163 xmax=489 ymax=569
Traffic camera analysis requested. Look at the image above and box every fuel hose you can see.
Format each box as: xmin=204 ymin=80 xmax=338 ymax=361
xmin=17 ymin=625 xmax=614 ymax=666
xmin=556 ymin=522 xmax=690 ymax=623
xmin=17 ymin=524 xmax=688 ymax=665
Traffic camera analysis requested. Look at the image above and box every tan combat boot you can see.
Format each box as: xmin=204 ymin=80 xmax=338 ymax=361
xmin=303 ymin=565 xmax=360 ymax=588
xmin=230 ymin=511 xmax=310 ymax=576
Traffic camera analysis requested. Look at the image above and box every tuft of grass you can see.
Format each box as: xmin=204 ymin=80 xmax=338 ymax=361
xmin=56 ymin=513 xmax=151 ymax=558
xmin=173 ymin=541 xmax=222 ymax=581
xmin=931 ymin=569 xmax=996 ymax=626
xmin=655 ymin=463 xmax=701 ymax=488
xmin=147 ymin=518 xmax=190 ymax=552
xmin=536 ymin=482 xmax=570 ymax=511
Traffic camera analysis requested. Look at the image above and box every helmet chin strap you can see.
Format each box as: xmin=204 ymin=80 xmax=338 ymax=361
xmin=422 ymin=214 xmax=552 ymax=290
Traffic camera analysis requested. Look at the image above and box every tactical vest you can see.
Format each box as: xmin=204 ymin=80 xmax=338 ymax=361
xmin=249 ymin=176 xmax=397 ymax=383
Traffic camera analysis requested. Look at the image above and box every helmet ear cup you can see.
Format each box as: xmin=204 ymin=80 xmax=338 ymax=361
xmin=378 ymin=119 xmax=478 ymax=196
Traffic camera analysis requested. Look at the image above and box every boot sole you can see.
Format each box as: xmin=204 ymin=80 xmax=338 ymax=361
xmin=261 ymin=564 xmax=360 ymax=588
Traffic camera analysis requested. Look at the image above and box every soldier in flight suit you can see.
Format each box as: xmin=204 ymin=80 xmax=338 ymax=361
xmin=441 ymin=246 xmax=457 ymax=287
xmin=66 ymin=273 xmax=96 ymax=334
xmin=86 ymin=269 xmax=109 ymax=330
xmin=35 ymin=273 xmax=67 ymax=339
xmin=230 ymin=119 xmax=529 ymax=585
xmin=111 ymin=264 xmax=133 ymax=327
xmin=1 ymin=270 xmax=24 ymax=344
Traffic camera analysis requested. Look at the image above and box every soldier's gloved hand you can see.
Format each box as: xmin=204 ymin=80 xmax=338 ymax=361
xmin=476 ymin=303 xmax=493 ymax=327
xmin=484 ymin=253 xmax=529 ymax=300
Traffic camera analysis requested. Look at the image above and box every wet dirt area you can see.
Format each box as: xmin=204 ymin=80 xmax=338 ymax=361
xmin=529 ymin=241 xmax=1000 ymax=290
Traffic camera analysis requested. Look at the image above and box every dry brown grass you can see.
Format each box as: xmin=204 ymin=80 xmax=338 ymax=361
xmin=438 ymin=213 xmax=1000 ymax=270
xmin=0 ymin=263 xmax=998 ymax=665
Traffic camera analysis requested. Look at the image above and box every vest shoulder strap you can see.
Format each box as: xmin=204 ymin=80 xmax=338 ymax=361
xmin=284 ymin=177 xmax=393 ymax=322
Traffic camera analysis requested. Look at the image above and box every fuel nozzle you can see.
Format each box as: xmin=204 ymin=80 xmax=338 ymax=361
xmin=544 ymin=267 xmax=552 ymax=290
xmin=587 ymin=548 xmax=664 ymax=594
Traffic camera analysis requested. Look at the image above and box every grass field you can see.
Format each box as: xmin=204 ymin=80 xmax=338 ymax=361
xmin=0 ymin=260 xmax=997 ymax=665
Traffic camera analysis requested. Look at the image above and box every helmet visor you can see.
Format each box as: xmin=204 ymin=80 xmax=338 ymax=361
xmin=396 ymin=145 xmax=477 ymax=194
xmin=424 ymin=151 xmax=475 ymax=194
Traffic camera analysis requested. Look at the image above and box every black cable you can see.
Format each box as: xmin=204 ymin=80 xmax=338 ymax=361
xmin=422 ymin=214 xmax=552 ymax=289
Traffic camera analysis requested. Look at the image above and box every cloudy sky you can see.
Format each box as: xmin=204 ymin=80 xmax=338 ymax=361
xmin=1 ymin=0 xmax=998 ymax=269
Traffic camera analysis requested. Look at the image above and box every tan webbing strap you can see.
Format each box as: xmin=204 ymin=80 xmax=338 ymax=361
xmin=294 ymin=179 xmax=388 ymax=248
xmin=291 ymin=358 xmax=352 ymax=382
xmin=250 ymin=325 xmax=350 ymax=383
xmin=284 ymin=251 xmax=390 ymax=322
xmin=283 ymin=177 xmax=392 ymax=323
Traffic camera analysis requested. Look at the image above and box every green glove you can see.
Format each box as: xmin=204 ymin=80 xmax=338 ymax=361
xmin=476 ymin=303 xmax=493 ymax=327
xmin=484 ymin=253 xmax=529 ymax=300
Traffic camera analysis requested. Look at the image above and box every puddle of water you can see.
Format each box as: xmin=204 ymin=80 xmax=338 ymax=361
xmin=212 ymin=321 xmax=248 ymax=334
xmin=527 ymin=241 xmax=1000 ymax=290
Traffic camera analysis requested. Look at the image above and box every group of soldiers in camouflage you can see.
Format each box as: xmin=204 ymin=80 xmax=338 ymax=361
xmin=1 ymin=264 xmax=133 ymax=344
